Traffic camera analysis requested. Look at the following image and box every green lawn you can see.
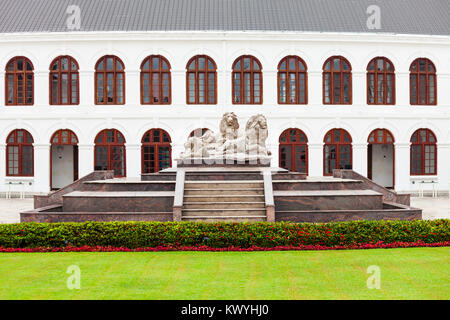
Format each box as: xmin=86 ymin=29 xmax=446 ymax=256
xmin=0 ymin=247 xmax=448 ymax=299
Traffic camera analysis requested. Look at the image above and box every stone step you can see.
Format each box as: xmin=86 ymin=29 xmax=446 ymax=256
xmin=185 ymin=172 xmax=264 ymax=181
xmin=183 ymin=202 xmax=265 ymax=209
xmin=183 ymin=195 xmax=264 ymax=202
xmin=141 ymin=173 xmax=176 ymax=181
xmin=274 ymin=190 xmax=383 ymax=211
xmin=62 ymin=191 xmax=174 ymax=212
xmin=273 ymin=179 xmax=363 ymax=191
xmin=184 ymin=188 xmax=264 ymax=196
xmin=83 ymin=180 xmax=175 ymax=192
xmin=182 ymin=216 xmax=266 ymax=222
xmin=272 ymin=172 xmax=307 ymax=180
xmin=185 ymin=181 xmax=263 ymax=189
xmin=182 ymin=208 xmax=266 ymax=216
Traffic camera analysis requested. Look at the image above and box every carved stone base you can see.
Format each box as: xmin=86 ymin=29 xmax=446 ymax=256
xmin=176 ymin=156 xmax=271 ymax=167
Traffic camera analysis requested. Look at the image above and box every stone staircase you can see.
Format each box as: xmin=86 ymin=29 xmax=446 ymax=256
xmin=181 ymin=180 xmax=266 ymax=222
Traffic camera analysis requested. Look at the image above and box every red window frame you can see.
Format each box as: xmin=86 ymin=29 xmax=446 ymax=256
xmin=141 ymin=55 xmax=171 ymax=105
xmin=277 ymin=56 xmax=308 ymax=104
xmin=323 ymin=56 xmax=352 ymax=105
xmin=6 ymin=129 xmax=34 ymax=177
xmin=94 ymin=129 xmax=126 ymax=177
xmin=409 ymin=58 xmax=437 ymax=105
xmin=279 ymin=128 xmax=309 ymax=174
xmin=323 ymin=128 xmax=353 ymax=176
xmin=49 ymin=55 xmax=80 ymax=105
xmin=232 ymin=55 xmax=263 ymax=104
xmin=367 ymin=57 xmax=395 ymax=105
xmin=5 ymin=56 xmax=34 ymax=106
xmin=95 ymin=55 xmax=125 ymax=105
xmin=410 ymin=128 xmax=437 ymax=175
xmin=141 ymin=129 xmax=172 ymax=174
xmin=186 ymin=55 xmax=217 ymax=104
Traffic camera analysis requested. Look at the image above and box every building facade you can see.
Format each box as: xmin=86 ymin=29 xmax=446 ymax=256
xmin=0 ymin=0 xmax=449 ymax=194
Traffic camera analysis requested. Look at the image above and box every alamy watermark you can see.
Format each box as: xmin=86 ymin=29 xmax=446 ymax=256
xmin=366 ymin=5 xmax=381 ymax=30
xmin=66 ymin=265 xmax=81 ymax=290
xmin=366 ymin=265 xmax=381 ymax=289
xmin=66 ymin=5 xmax=81 ymax=30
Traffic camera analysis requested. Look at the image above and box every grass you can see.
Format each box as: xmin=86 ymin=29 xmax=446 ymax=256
xmin=0 ymin=247 xmax=448 ymax=299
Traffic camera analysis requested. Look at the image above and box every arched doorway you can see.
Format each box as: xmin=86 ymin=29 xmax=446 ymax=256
xmin=323 ymin=128 xmax=352 ymax=176
xmin=279 ymin=128 xmax=308 ymax=174
xmin=141 ymin=129 xmax=172 ymax=173
xmin=50 ymin=129 xmax=79 ymax=189
xmin=94 ymin=129 xmax=126 ymax=177
xmin=367 ymin=129 xmax=395 ymax=188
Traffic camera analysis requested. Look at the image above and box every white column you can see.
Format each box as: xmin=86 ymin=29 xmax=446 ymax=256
xmin=171 ymin=70 xmax=185 ymax=105
xmin=394 ymin=142 xmax=411 ymax=192
xmin=352 ymin=143 xmax=368 ymax=176
xmin=79 ymin=70 xmax=93 ymax=106
xmin=0 ymin=144 xmax=5 ymax=192
xmin=34 ymin=71 xmax=49 ymax=106
xmin=308 ymin=143 xmax=323 ymax=176
xmin=437 ymin=143 xmax=450 ymax=192
xmin=308 ymin=71 xmax=322 ymax=105
xmin=125 ymin=143 xmax=141 ymax=178
xmin=126 ymin=70 xmax=139 ymax=106
xmin=263 ymin=70 xmax=277 ymax=105
xmin=352 ymin=71 xmax=365 ymax=106
xmin=0 ymin=72 xmax=4 ymax=107
xmin=396 ymin=72 xmax=410 ymax=106
xmin=78 ymin=144 xmax=94 ymax=177
xmin=33 ymin=143 xmax=50 ymax=193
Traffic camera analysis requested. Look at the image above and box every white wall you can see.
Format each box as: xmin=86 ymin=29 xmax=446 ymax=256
xmin=0 ymin=31 xmax=448 ymax=193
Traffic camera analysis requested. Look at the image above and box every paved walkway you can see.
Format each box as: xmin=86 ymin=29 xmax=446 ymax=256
xmin=0 ymin=197 xmax=448 ymax=224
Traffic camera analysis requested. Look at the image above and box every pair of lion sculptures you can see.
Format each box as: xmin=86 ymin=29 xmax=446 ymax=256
xmin=180 ymin=112 xmax=271 ymax=159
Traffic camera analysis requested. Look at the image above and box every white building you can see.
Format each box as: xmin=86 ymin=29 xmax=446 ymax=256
xmin=0 ymin=0 xmax=449 ymax=194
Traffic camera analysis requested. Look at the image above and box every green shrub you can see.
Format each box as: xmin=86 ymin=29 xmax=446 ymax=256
xmin=0 ymin=220 xmax=448 ymax=249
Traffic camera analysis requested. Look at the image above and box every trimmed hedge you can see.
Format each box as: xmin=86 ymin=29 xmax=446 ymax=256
xmin=0 ymin=220 xmax=448 ymax=249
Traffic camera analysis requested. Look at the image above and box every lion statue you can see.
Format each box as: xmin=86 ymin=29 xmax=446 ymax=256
xmin=180 ymin=129 xmax=220 ymax=158
xmin=219 ymin=112 xmax=239 ymax=142
xmin=245 ymin=114 xmax=271 ymax=156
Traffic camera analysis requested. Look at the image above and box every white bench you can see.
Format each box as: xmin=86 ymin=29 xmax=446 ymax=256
xmin=5 ymin=180 xmax=33 ymax=199
xmin=411 ymin=178 xmax=438 ymax=198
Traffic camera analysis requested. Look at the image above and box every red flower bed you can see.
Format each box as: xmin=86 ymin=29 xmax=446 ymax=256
xmin=1 ymin=241 xmax=448 ymax=253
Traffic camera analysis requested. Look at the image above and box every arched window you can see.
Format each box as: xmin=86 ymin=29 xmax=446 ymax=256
xmin=368 ymin=128 xmax=394 ymax=144
xmin=323 ymin=56 xmax=352 ymax=105
xmin=6 ymin=129 xmax=34 ymax=176
xmin=279 ymin=129 xmax=308 ymax=174
xmin=410 ymin=58 xmax=436 ymax=105
xmin=95 ymin=55 xmax=125 ymax=105
xmin=141 ymin=129 xmax=171 ymax=173
xmin=141 ymin=55 xmax=171 ymax=105
xmin=189 ymin=128 xmax=210 ymax=138
xmin=94 ymin=129 xmax=126 ymax=177
xmin=278 ymin=56 xmax=307 ymax=104
xmin=50 ymin=56 xmax=79 ymax=105
xmin=232 ymin=55 xmax=262 ymax=104
xmin=410 ymin=129 xmax=437 ymax=175
xmin=367 ymin=57 xmax=395 ymax=105
xmin=5 ymin=57 xmax=34 ymax=105
xmin=186 ymin=55 xmax=217 ymax=104
xmin=323 ymin=129 xmax=352 ymax=175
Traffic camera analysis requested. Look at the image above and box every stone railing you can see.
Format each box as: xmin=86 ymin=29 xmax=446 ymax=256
xmin=333 ymin=169 xmax=410 ymax=206
xmin=34 ymin=171 xmax=115 ymax=209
